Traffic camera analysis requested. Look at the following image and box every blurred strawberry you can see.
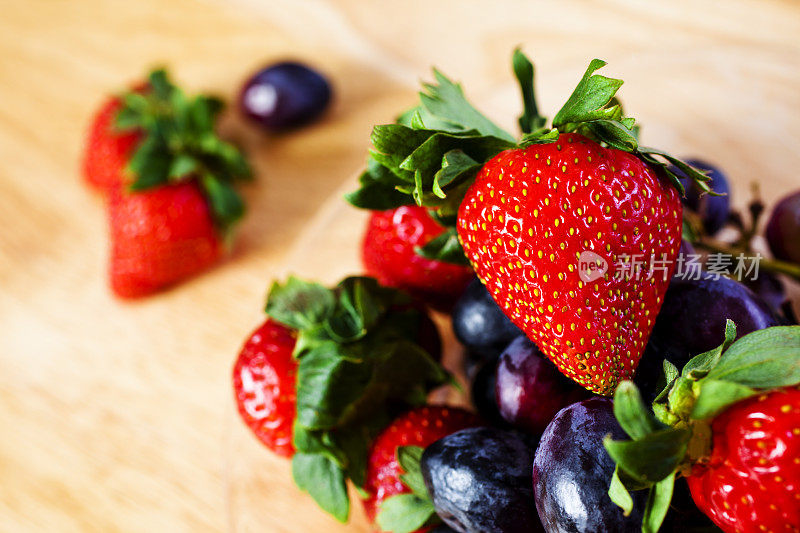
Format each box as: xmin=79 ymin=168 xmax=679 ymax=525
xmin=85 ymin=69 xmax=250 ymax=298
xmin=83 ymin=92 xmax=142 ymax=193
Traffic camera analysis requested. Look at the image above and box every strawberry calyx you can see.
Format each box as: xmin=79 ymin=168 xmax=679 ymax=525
xmin=346 ymin=50 xmax=713 ymax=264
xmin=375 ymin=445 xmax=440 ymax=533
xmin=604 ymin=321 xmax=800 ymax=533
xmin=114 ymin=69 xmax=251 ymax=232
xmin=265 ymin=276 xmax=450 ymax=523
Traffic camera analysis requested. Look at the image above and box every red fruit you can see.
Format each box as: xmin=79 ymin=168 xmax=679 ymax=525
xmin=687 ymin=387 xmax=800 ymax=533
xmin=363 ymin=406 xmax=481 ymax=530
xmin=362 ymin=205 xmax=473 ymax=309
xmin=83 ymin=94 xmax=142 ymax=193
xmin=108 ymin=183 xmax=222 ymax=298
xmin=232 ymin=319 xmax=298 ymax=458
xmin=457 ymin=133 xmax=682 ymax=395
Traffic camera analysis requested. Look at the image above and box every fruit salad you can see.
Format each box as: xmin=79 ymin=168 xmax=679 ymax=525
xmin=232 ymin=50 xmax=800 ymax=533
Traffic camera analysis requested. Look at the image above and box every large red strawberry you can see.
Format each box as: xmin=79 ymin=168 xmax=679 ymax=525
xmin=363 ymin=405 xmax=481 ymax=530
xmin=233 ymin=319 xmax=298 ymax=457
xmin=348 ymin=52 xmax=708 ymax=395
xmin=86 ymin=69 xmax=251 ymax=298
xmin=458 ymin=134 xmax=682 ymax=394
xmin=362 ymin=205 xmax=473 ymax=310
xmin=686 ymin=387 xmax=800 ymax=532
xmin=109 ymin=183 xmax=222 ymax=298
xmin=83 ymin=93 xmax=142 ymax=192
xmin=604 ymin=323 xmax=800 ymax=532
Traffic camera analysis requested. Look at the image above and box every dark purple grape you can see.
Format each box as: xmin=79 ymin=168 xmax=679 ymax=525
xmin=422 ymin=427 xmax=542 ymax=533
xmin=533 ymin=398 xmax=646 ymax=533
xmin=430 ymin=525 xmax=459 ymax=533
xmin=470 ymin=357 xmax=510 ymax=429
xmin=495 ymin=337 xmax=589 ymax=435
xmin=673 ymin=159 xmax=730 ymax=235
xmin=635 ymin=273 xmax=779 ymax=400
xmin=742 ymin=271 xmax=792 ymax=322
xmin=766 ymin=189 xmax=800 ymax=264
xmin=678 ymin=239 xmax=697 ymax=258
xmin=239 ymin=62 xmax=331 ymax=130
xmin=453 ymin=278 xmax=524 ymax=369
xmin=654 ymin=273 xmax=778 ymax=354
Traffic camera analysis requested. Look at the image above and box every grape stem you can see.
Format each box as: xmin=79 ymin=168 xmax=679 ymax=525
xmin=695 ymin=238 xmax=800 ymax=283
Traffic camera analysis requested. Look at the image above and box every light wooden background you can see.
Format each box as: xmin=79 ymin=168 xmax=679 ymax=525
xmin=1 ymin=0 xmax=799 ymax=531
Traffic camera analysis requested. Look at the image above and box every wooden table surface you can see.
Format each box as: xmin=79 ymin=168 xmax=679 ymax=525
xmin=2 ymin=0 xmax=799 ymax=531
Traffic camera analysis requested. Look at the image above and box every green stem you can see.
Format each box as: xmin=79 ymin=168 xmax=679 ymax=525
xmin=696 ymin=238 xmax=800 ymax=283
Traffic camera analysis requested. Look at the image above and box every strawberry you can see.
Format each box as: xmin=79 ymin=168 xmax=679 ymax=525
xmin=362 ymin=205 xmax=473 ymax=309
xmin=233 ymin=276 xmax=450 ymax=523
xmin=233 ymin=318 xmax=298 ymax=457
xmin=686 ymin=386 xmax=800 ymax=533
xmin=457 ymin=134 xmax=682 ymax=395
xmin=604 ymin=322 xmax=800 ymax=532
xmin=348 ymin=51 xmax=710 ymax=395
xmin=90 ymin=69 xmax=251 ymax=298
xmin=83 ymin=93 xmax=142 ymax=192
xmin=109 ymin=183 xmax=222 ymax=298
xmin=363 ymin=405 xmax=481 ymax=531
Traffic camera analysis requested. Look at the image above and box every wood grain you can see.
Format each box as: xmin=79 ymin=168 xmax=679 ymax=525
xmin=1 ymin=0 xmax=798 ymax=531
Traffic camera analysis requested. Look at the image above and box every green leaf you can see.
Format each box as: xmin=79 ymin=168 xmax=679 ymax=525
xmin=324 ymin=277 xmax=393 ymax=343
xmin=608 ymin=466 xmax=635 ymax=516
xmin=148 ymin=68 xmax=173 ymax=100
xmin=273 ymin=275 xmax=450 ymax=522
xmin=604 ymin=427 xmax=690 ymax=483
xmin=115 ymin=68 xmax=251 ymax=231
xmin=513 ymin=48 xmax=547 ymax=134
xmin=376 ymin=493 xmax=437 ymax=533
xmin=415 ymin=226 xmax=469 ymax=265
xmin=433 ymin=150 xmax=481 ymax=198
xmin=638 ymin=147 xmax=712 ymax=198
xmin=642 ymin=472 xmax=676 ymax=533
xmin=294 ymin=309 xmax=448 ymax=431
xmin=370 ymin=125 xmax=436 ymax=182
xmin=114 ymin=105 xmax=144 ymax=131
xmin=397 ymin=446 xmax=428 ymax=498
xmin=519 ymin=127 xmax=559 ymax=146
xmin=398 ymin=131 xmax=514 ymax=204
xmin=121 ymin=92 xmax=150 ymax=116
xmin=553 ymin=59 xmax=624 ymax=128
xmin=295 ymin=342 xmax=372 ymax=429
xmin=651 ymin=360 xmax=681 ymax=415
xmin=418 ymin=69 xmax=515 ymax=142
xmin=368 ymin=127 xmax=513 ymax=211
xmin=168 ymin=154 xmax=199 ymax=180
xmin=350 ymin=58 xmax=527 ymax=217
xmin=581 ymin=119 xmax=638 ymax=151
xmin=265 ymin=277 xmax=336 ymax=331
xmin=691 ymin=379 xmax=757 ymax=420
xmin=613 ymin=381 xmax=665 ymax=439
xmin=345 ymin=159 xmax=411 ymax=210
xmin=660 ymin=360 xmax=680 ymax=393
xmin=127 ymin=136 xmax=171 ymax=191
xmin=292 ymin=424 xmax=343 ymax=462
xmin=200 ymin=173 xmax=245 ymax=231
xmin=291 ymin=453 xmax=350 ymax=523
xmin=330 ymin=425 xmax=374 ymax=489
xmin=682 ymin=320 xmax=738 ymax=379
xmin=706 ymin=325 xmax=800 ymax=388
